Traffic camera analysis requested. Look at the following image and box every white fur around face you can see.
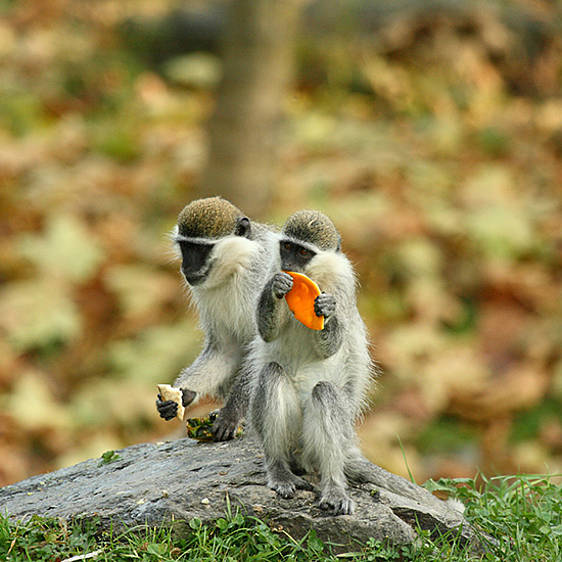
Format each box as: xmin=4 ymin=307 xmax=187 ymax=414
xmin=169 ymin=225 xmax=182 ymax=261
xmin=189 ymin=234 xmax=267 ymax=343
xmin=202 ymin=236 xmax=258 ymax=290
xmin=305 ymin=251 xmax=355 ymax=292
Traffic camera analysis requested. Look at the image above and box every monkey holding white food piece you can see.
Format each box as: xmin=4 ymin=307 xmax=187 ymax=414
xmin=249 ymin=210 xmax=373 ymax=515
xmin=156 ymin=197 xmax=278 ymax=441
xmin=157 ymin=384 xmax=187 ymax=421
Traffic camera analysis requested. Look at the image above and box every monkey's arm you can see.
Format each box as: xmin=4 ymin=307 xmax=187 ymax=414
xmin=212 ymin=364 xmax=251 ymax=441
xmin=257 ymin=272 xmax=292 ymax=342
xmin=312 ymin=293 xmax=343 ymax=358
xmin=156 ymin=337 xmax=239 ymax=421
xmin=174 ymin=338 xmax=239 ymax=395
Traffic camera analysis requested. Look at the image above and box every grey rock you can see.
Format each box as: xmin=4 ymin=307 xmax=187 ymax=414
xmin=0 ymin=437 xmax=488 ymax=552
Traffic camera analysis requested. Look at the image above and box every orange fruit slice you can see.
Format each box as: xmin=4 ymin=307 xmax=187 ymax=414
xmin=283 ymin=271 xmax=325 ymax=331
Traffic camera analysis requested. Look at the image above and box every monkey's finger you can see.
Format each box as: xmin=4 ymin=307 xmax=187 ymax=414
xmin=314 ymin=301 xmax=322 ymax=317
xmin=157 ymin=409 xmax=177 ymax=421
xmin=314 ymin=300 xmax=328 ymax=317
xmin=274 ymin=272 xmax=293 ymax=287
xmin=272 ymin=481 xmax=296 ymax=498
xmin=294 ymin=476 xmax=314 ymax=491
xmin=334 ymin=498 xmax=355 ymax=515
xmin=212 ymin=421 xmax=235 ymax=442
xmin=274 ymin=275 xmax=290 ymax=287
xmin=156 ymin=400 xmax=178 ymax=420
xmin=156 ymin=398 xmax=176 ymax=409
xmin=314 ymin=294 xmax=335 ymax=317
xmin=320 ymin=500 xmax=351 ymax=515
xmin=275 ymin=284 xmax=293 ymax=299
xmin=316 ymin=293 xmax=335 ymax=306
xmin=319 ymin=493 xmax=354 ymax=515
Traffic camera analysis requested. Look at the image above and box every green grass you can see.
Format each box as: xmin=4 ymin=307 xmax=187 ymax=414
xmin=424 ymin=473 xmax=562 ymax=562
xmin=1 ymin=475 xmax=560 ymax=561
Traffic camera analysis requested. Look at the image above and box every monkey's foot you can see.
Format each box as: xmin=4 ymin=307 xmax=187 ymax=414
xmin=319 ymin=488 xmax=355 ymax=515
xmin=269 ymin=475 xmax=313 ymax=499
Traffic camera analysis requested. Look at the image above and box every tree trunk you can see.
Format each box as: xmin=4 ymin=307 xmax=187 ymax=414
xmin=198 ymin=0 xmax=302 ymax=217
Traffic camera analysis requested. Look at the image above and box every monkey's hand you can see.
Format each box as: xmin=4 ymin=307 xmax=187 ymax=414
xmin=314 ymin=293 xmax=336 ymax=319
xmin=272 ymin=272 xmax=294 ymax=299
xmin=156 ymin=388 xmax=196 ymax=421
xmin=211 ymin=408 xmax=241 ymax=441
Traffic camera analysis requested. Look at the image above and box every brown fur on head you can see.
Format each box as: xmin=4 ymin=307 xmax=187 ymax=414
xmin=282 ymin=210 xmax=341 ymax=251
xmin=177 ymin=197 xmax=244 ymax=239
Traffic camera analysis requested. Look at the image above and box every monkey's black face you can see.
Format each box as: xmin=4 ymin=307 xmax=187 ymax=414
xmin=176 ymin=216 xmax=252 ymax=286
xmin=179 ymin=241 xmax=214 ymax=285
xmin=280 ymin=240 xmax=316 ymax=273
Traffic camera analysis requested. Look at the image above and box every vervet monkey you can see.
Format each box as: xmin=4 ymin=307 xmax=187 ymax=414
xmin=156 ymin=197 xmax=277 ymax=440
xmin=249 ymin=210 xmax=372 ymax=515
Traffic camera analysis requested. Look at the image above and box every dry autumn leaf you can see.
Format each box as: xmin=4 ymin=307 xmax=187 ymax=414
xmin=1 ymin=0 xmax=561 ymax=486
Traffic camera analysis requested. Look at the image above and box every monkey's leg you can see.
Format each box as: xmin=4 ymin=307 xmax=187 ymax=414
xmin=302 ymin=381 xmax=355 ymax=515
xmin=251 ymin=362 xmax=312 ymax=498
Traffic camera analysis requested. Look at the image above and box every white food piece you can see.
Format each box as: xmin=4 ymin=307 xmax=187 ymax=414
xmin=157 ymin=384 xmax=185 ymax=420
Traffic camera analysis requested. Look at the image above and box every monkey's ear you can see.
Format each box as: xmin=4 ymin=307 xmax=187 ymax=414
xmin=235 ymin=217 xmax=252 ymax=238
xmin=336 ymin=235 xmax=342 ymax=252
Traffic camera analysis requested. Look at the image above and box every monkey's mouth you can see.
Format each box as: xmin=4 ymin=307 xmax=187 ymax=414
xmin=185 ymin=274 xmax=206 ymax=286
xmin=282 ymin=264 xmax=303 ymax=274
xmin=183 ymin=263 xmax=213 ymax=286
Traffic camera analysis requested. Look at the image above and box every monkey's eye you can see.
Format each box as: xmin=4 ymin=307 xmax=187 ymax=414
xmin=298 ymin=247 xmax=311 ymax=257
xmin=282 ymin=242 xmax=291 ymax=251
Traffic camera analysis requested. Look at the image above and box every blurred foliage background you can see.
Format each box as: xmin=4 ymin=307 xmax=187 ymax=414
xmin=0 ymin=0 xmax=560 ymax=487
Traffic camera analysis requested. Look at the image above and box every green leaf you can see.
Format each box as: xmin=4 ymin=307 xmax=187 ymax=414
xmin=18 ymin=214 xmax=104 ymax=283
xmin=98 ymin=450 xmax=121 ymax=466
xmin=465 ymin=206 xmax=534 ymax=259
xmin=104 ymin=265 xmax=176 ymax=319
xmin=6 ymin=369 xmax=70 ymax=430
xmin=146 ymin=542 xmax=167 ymax=555
xmin=164 ymin=53 xmax=222 ymax=89
xmin=0 ymin=279 xmax=81 ymax=350
xmin=307 ymin=530 xmax=324 ymax=553
xmin=106 ymin=321 xmax=201 ymax=383
xmin=394 ymin=238 xmax=442 ymax=278
xmin=69 ymin=379 xmax=160 ymax=429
